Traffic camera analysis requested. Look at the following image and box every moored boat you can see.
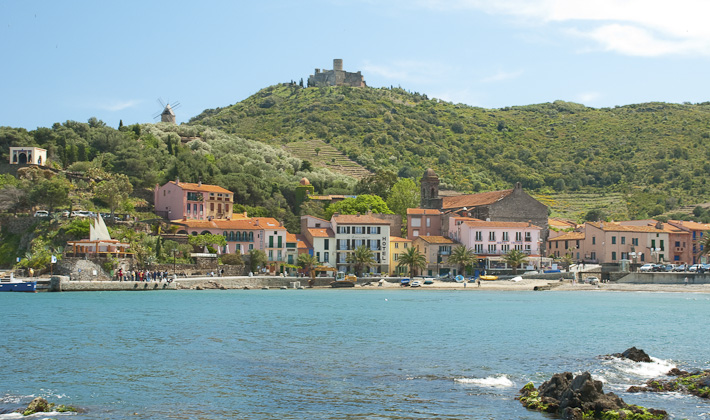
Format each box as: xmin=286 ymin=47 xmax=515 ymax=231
xmin=0 ymin=277 xmax=37 ymax=292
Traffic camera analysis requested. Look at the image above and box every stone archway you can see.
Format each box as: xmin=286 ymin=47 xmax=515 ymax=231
xmin=17 ymin=153 xmax=28 ymax=164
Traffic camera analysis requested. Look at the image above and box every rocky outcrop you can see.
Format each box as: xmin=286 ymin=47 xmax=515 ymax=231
xmin=627 ymin=369 xmax=710 ymax=399
xmin=17 ymin=397 xmax=79 ymax=416
xmin=194 ymin=281 xmax=226 ymax=290
xmin=611 ymin=347 xmax=653 ymax=363
xmin=519 ymin=372 xmax=667 ymax=420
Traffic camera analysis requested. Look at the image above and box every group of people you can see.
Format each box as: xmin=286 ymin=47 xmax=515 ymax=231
xmin=116 ymin=268 xmax=174 ymax=282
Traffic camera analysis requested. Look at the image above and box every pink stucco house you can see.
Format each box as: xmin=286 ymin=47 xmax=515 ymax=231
xmin=154 ymin=178 xmax=234 ymax=221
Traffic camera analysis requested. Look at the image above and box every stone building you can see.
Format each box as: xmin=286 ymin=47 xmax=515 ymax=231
xmin=308 ymin=59 xmax=366 ymax=87
xmin=416 ymin=169 xmax=549 ymax=250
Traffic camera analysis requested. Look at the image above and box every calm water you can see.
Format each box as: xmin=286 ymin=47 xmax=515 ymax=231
xmin=1 ymin=290 xmax=709 ymax=419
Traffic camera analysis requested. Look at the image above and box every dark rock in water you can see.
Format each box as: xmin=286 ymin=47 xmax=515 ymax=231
xmin=610 ymin=346 xmax=653 ymax=363
xmin=24 ymin=397 xmax=51 ymax=414
xmin=628 ymin=369 xmax=710 ymax=399
xmin=519 ymin=371 xmax=667 ymax=419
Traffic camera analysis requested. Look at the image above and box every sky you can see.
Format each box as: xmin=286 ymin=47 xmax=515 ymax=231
xmin=2 ymin=0 xmax=710 ymax=130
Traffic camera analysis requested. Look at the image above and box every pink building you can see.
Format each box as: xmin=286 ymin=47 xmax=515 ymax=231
xmin=582 ymin=222 xmax=669 ymax=264
xmin=154 ymin=178 xmax=234 ymax=221
xmin=449 ymin=219 xmax=542 ymax=257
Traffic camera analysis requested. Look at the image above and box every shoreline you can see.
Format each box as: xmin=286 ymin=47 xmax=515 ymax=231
xmin=18 ymin=275 xmax=710 ymax=293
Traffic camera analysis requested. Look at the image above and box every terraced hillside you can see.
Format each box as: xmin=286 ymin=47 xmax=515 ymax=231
xmin=283 ymin=139 xmax=371 ymax=179
xmin=538 ymin=192 xmax=629 ymax=222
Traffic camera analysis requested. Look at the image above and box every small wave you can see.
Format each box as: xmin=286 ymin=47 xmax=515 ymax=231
xmin=0 ymin=411 xmax=63 ymax=419
xmin=455 ymin=375 xmax=515 ymax=388
xmin=619 ymin=357 xmax=675 ymax=378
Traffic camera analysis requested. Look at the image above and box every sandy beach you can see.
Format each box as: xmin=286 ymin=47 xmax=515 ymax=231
xmin=367 ymin=278 xmax=710 ymax=293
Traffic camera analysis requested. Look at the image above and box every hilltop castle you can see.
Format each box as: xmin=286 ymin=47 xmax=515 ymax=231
xmin=308 ymin=59 xmax=366 ymax=88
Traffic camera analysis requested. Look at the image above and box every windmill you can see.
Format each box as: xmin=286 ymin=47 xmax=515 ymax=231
xmin=153 ymin=98 xmax=181 ymax=124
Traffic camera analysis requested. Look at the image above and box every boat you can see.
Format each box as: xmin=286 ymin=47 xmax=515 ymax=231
xmin=479 ymin=275 xmax=498 ymax=281
xmin=0 ymin=277 xmax=37 ymax=292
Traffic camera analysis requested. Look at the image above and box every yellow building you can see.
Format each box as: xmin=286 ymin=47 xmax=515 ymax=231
xmin=389 ymin=236 xmax=412 ymax=276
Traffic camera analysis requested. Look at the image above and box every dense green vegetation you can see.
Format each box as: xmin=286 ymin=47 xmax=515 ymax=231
xmin=191 ymin=83 xmax=710 ymax=218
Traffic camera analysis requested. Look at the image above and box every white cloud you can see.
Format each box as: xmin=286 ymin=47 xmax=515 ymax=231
xmin=99 ymin=100 xmax=141 ymax=112
xmin=361 ymin=60 xmax=451 ymax=84
xmin=416 ymin=0 xmax=710 ymax=56
xmin=480 ymin=69 xmax=523 ymax=83
xmin=575 ymin=91 xmax=601 ymax=104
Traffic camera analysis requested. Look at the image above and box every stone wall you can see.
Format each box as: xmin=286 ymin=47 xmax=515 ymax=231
xmin=489 ymin=185 xmax=549 ymax=248
xmin=615 ymin=272 xmax=710 ymax=284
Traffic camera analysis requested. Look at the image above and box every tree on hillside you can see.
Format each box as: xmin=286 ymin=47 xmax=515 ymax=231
xmin=448 ymin=245 xmax=477 ymax=277
xmin=30 ymin=176 xmax=71 ymax=212
xmin=188 ymin=233 xmax=227 ymax=253
xmin=324 ymin=195 xmax=393 ymax=219
xmin=94 ymin=173 xmax=133 ymax=217
xmin=354 ymin=170 xmax=397 ymax=200
xmin=502 ymin=249 xmax=528 ymax=275
xmin=346 ymin=245 xmax=376 ymax=277
xmin=386 ymin=178 xmax=420 ymax=217
xmin=397 ymin=246 xmax=427 ymax=277
xmin=0 ymin=185 xmax=29 ymax=215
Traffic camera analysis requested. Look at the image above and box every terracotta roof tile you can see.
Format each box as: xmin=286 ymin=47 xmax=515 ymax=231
xmin=173 ymin=181 xmax=232 ymax=194
xmin=441 ymin=189 xmax=513 ymax=210
xmin=407 ymin=208 xmax=442 ymax=215
xmin=308 ymin=228 xmax=335 ymax=238
xmin=389 ymin=236 xmax=412 ymax=242
xmin=178 ymin=217 xmax=286 ymax=230
xmin=548 ymin=231 xmax=585 ymax=241
xmin=668 ymin=220 xmax=710 ymax=231
xmin=333 ymin=214 xmax=391 ymax=225
xmin=414 ymin=236 xmax=454 ymax=244
xmin=587 ymin=222 xmax=664 ymax=233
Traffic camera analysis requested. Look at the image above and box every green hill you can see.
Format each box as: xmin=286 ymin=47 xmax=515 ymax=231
xmin=191 ymin=83 xmax=710 ymax=218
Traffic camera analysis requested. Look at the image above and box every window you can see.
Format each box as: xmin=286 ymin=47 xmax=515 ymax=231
xmin=525 ymin=244 xmax=531 ymax=252
xmin=621 ymin=237 xmax=626 ymax=245
xmin=395 ymin=242 xmax=399 ymax=249
xmin=324 ymin=252 xmax=329 ymax=263
xmin=413 ymin=230 xmax=419 ymax=237
xmin=632 ymin=237 xmax=638 ymax=246
xmin=316 ymin=252 xmax=320 ymax=262
xmin=324 ymin=239 xmax=329 ymax=249
xmin=502 ymin=232 xmax=509 ymax=241
xmin=592 ymin=236 xmax=596 ymax=245
xmin=426 ymin=218 xmax=431 ymax=228
xmin=411 ymin=218 xmax=421 ymax=227
xmin=515 ymin=232 xmax=522 ymax=241
xmin=269 ymin=236 xmax=274 ymax=248
xmin=501 ymin=244 xmax=510 ymax=252
xmin=474 ymin=244 xmax=483 ymax=253
xmin=659 ymin=240 xmax=664 ymax=251
xmin=489 ymin=232 xmax=496 ymax=241
xmin=487 ymin=244 xmax=497 ymax=253
xmin=475 ymin=231 xmax=482 ymax=241
xmin=524 ymin=232 xmax=531 ymax=242
xmin=611 ymin=236 xmax=616 ymax=245
xmin=514 ymin=244 xmax=523 ymax=251
xmin=277 ymin=236 xmax=282 ymax=248
xmin=611 ymin=251 xmax=617 ymax=261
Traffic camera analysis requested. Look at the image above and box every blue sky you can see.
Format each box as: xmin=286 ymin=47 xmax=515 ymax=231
xmin=2 ymin=0 xmax=710 ymax=130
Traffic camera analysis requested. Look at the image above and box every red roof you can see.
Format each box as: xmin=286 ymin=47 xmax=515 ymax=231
xmin=407 ymin=208 xmax=442 ymax=215
xmin=178 ymin=217 xmax=285 ymax=230
xmin=548 ymin=231 xmax=585 ymax=241
xmin=172 ymin=181 xmax=232 ymax=194
xmin=414 ymin=236 xmax=454 ymax=244
xmin=333 ymin=214 xmax=390 ymax=225
xmin=441 ymin=189 xmax=513 ymax=210
xmin=308 ymin=228 xmax=335 ymax=238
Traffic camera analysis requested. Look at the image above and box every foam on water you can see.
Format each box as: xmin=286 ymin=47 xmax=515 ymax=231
xmin=455 ymin=375 xmax=515 ymax=388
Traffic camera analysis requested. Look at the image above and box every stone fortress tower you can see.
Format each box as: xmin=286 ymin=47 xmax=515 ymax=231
xmin=308 ymin=59 xmax=367 ymax=87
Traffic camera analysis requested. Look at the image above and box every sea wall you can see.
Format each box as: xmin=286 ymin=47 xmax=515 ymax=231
xmin=615 ymin=272 xmax=710 ymax=284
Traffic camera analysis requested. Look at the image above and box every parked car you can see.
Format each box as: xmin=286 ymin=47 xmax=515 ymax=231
xmin=639 ymin=264 xmax=655 ymax=272
xmin=672 ymin=264 xmax=687 ymax=272
xmin=585 ymin=276 xmax=600 ymax=285
xmin=688 ymin=264 xmax=701 ymax=273
xmin=662 ymin=264 xmax=675 ymax=272
xmin=410 ymin=280 xmax=422 ymax=288
xmin=71 ymin=210 xmax=95 ymax=218
xmin=33 ymin=210 xmax=49 ymax=218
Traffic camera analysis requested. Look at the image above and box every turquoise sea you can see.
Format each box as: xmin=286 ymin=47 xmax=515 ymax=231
xmin=1 ymin=290 xmax=709 ymax=419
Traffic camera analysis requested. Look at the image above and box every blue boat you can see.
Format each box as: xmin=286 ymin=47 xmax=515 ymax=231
xmin=0 ymin=278 xmax=37 ymax=292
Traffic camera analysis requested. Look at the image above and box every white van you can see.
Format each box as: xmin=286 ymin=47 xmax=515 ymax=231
xmin=33 ymin=210 xmax=49 ymax=218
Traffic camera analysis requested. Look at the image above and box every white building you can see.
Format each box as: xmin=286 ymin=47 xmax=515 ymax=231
xmin=332 ymin=213 xmax=391 ymax=274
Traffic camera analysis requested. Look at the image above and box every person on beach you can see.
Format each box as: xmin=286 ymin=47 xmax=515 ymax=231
xmin=477 ymin=278 xmax=481 ymax=287
xmin=118 ymin=268 xmax=123 ymax=282
xmin=684 ymin=277 xmax=688 ymax=286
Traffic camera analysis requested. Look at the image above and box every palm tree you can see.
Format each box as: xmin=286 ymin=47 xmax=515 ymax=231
xmin=346 ymin=245 xmax=376 ymax=277
xmin=397 ymin=246 xmax=427 ymax=277
xmin=448 ymin=245 xmax=477 ymax=277
xmin=297 ymin=253 xmax=319 ymax=285
xmin=502 ymin=249 xmax=528 ymax=275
